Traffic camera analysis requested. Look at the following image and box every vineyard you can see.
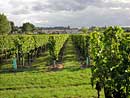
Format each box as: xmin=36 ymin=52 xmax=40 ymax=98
xmin=0 ymin=27 xmax=130 ymax=98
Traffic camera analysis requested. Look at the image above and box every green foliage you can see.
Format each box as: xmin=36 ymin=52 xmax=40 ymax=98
xmin=0 ymin=34 xmax=49 ymax=66
xmin=10 ymin=21 xmax=15 ymax=34
xmin=81 ymin=27 xmax=88 ymax=34
xmin=0 ymin=35 xmax=15 ymax=54
xmin=22 ymin=22 xmax=35 ymax=33
xmin=71 ymin=34 xmax=90 ymax=65
xmin=0 ymin=14 xmax=11 ymax=34
xmin=72 ymin=28 xmax=130 ymax=97
xmin=90 ymin=26 xmax=130 ymax=98
xmin=48 ymin=35 xmax=69 ymax=62
xmin=94 ymin=27 xmax=100 ymax=32
xmin=48 ymin=36 xmax=56 ymax=60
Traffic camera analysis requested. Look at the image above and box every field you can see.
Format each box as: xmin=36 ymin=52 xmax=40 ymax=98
xmin=0 ymin=27 xmax=130 ymax=98
xmin=0 ymin=38 xmax=104 ymax=98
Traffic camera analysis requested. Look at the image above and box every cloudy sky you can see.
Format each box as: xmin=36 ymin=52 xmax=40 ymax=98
xmin=0 ymin=0 xmax=130 ymax=27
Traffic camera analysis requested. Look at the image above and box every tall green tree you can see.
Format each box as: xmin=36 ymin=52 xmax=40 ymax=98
xmin=10 ymin=21 xmax=15 ymax=34
xmin=0 ymin=14 xmax=11 ymax=35
xmin=22 ymin=22 xmax=35 ymax=33
xmin=81 ymin=27 xmax=88 ymax=34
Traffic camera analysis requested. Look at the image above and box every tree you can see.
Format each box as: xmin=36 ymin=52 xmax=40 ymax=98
xmin=0 ymin=14 xmax=11 ymax=35
xmin=94 ymin=27 xmax=100 ymax=31
xmin=10 ymin=21 xmax=15 ymax=34
xmin=22 ymin=22 xmax=35 ymax=34
xmin=81 ymin=27 xmax=88 ymax=34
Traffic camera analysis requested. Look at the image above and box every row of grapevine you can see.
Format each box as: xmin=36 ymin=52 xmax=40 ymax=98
xmin=0 ymin=35 xmax=49 ymax=66
xmin=71 ymin=34 xmax=90 ymax=66
xmin=91 ymin=27 xmax=130 ymax=98
xmin=48 ymin=34 xmax=69 ymax=65
xmin=71 ymin=26 xmax=130 ymax=98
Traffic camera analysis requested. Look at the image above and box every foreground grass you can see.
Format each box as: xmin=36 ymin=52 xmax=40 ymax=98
xmin=0 ymin=38 xmax=104 ymax=98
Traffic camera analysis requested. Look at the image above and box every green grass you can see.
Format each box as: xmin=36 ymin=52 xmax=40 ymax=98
xmin=0 ymin=38 xmax=104 ymax=98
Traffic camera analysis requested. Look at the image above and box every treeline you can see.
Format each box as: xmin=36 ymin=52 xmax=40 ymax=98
xmin=72 ymin=26 xmax=130 ymax=98
xmin=0 ymin=14 xmax=35 ymax=35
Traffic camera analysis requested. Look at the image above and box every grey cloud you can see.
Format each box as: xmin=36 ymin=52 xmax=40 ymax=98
xmin=32 ymin=0 xmax=95 ymax=12
xmin=4 ymin=0 xmax=130 ymax=27
xmin=32 ymin=6 xmax=130 ymax=27
xmin=9 ymin=0 xmax=130 ymax=15
xmin=32 ymin=0 xmax=130 ymax=13
xmin=9 ymin=0 xmax=33 ymax=15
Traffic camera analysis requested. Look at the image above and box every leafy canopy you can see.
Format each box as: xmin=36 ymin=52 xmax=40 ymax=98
xmin=0 ymin=14 xmax=11 ymax=35
xmin=81 ymin=27 xmax=88 ymax=34
xmin=22 ymin=22 xmax=35 ymax=33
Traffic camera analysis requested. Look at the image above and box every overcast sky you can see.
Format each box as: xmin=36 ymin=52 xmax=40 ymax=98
xmin=0 ymin=0 xmax=130 ymax=27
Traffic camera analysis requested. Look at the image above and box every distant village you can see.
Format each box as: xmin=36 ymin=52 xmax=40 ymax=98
xmin=35 ymin=26 xmax=130 ymax=34
xmin=12 ymin=25 xmax=130 ymax=34
xmin=35 ymin=26 xmax=79 ymax=34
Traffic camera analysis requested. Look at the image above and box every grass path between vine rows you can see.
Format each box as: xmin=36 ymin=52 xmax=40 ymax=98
xmin=0 ymin=37 xmax=104 ymax=98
